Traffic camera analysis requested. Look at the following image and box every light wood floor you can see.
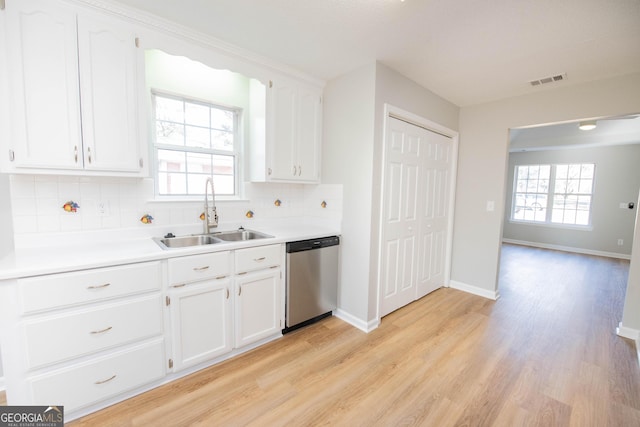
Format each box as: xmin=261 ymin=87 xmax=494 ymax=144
xmin=31 ymin=245 xmax=640 ymax=425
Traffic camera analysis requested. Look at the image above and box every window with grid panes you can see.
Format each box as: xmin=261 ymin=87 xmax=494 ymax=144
xmin=153 ymin=92 xmax=239 ymax=196
xmin=511 ymin=163 xmax=595 ymax=226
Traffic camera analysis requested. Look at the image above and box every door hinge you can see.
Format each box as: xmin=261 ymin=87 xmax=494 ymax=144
xmin=165 ymin=296 xmax=170 ymax=306
xmin=135 ymin=37 xmax=140 ymax=48
xmin=0 ymin=0 xmax=5 ymax=11
xmin=8 ymin=149 xmax=15 ymax=162
xmin=168 ymin=359 xmax=173 ymax=369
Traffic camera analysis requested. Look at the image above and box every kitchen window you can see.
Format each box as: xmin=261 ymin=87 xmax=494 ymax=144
xmin=511 ymin=163 xmax=595 ymax=227
xmin=152 ymin=92 xmax=239 ymax=197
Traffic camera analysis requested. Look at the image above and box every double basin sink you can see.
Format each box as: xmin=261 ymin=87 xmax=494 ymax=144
xmin=154 ymin=229 xmax=273 ymax=250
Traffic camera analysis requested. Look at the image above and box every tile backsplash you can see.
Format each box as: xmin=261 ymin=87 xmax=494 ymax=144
xmin=9 ymin=175 xmax=342 ymax=239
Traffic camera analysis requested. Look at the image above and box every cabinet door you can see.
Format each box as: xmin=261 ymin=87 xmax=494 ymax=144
xmin=77 ymin=13 xmax=140 ymax=172
xmin=169 ymin=280 xmax=232 ymax=372
xmin=296 ymin=86 xmax=322 ymax=182
xmin=5 ymin=0 xmax=82 ymax=169
xmin=269 ymin=79 xmax=297 ymax=180
xmin=235 ymin=268 xmax=281 ymax=348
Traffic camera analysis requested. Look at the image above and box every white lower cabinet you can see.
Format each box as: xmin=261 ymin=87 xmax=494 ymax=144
xmin=1 ymin=244 xmax=285 ymax=420
xmin=23 ymin=294 xmax=163 ymax=370
xmin=167 ymin=244 xmax=284 ymax=372
xmin=0 ymin=261 xmax=164 ymax=417
xmin=235 ymin=269 xmax=281 ymax=348
xmin=168 ymin=279 xmax=232 ymax=371
xmin=28 ymin=339 xmax=165 ymax=413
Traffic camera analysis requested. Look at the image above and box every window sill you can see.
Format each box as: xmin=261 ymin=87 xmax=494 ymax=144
xmin=508 ymin=219 xmax=593 ymax=232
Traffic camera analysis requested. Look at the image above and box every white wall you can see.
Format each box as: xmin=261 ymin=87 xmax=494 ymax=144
xmin=322 ymin=63 xmax=377 ymax=324
xmin=622 ymin=192 xmax=640 ymax=336
xmin=323 ymin=62 xmax=459 ymax=327
xmin=503 ymin=144 xmax=640 ymax=257
xmin=454 ymin=72 xmax=640 ymax=330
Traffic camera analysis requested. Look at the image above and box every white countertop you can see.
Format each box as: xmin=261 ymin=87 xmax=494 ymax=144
xmin=0 ymin=219 xmax=341 ymax=280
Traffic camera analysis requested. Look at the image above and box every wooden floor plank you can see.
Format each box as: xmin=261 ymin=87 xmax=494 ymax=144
xmin=23 ymin=244 xmax=640 ymax=425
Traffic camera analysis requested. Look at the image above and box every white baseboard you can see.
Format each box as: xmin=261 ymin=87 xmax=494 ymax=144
xmin=334 ymin=309 xmax=379 ymax=333
xmin=449 ymin=280 xmax=500 ymax=300
xmin=617 ymin=322 xmax=640 ymax=340
xmin=616 ymin=323 xmax=640 ymax=367
xmin=502 ymin=239 xmax=631 ymax=260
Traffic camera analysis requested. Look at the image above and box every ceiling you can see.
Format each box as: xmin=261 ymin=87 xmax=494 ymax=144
xmin=107 ymin=0 xmax=640 ymax=107
xmin=510 ymin=114 xmax=640 ymax=152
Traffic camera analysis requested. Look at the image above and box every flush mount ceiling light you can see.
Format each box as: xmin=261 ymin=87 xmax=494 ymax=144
xmin=578 ymin=120 xmax=597 ymax=131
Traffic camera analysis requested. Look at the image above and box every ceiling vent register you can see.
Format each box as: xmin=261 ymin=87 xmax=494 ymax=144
xmin=529 ymin=73 xmax=567 ymax=87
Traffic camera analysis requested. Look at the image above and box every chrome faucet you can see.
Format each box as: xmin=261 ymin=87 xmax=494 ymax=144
xmin=203 ymin=177 xmax=218 ymax=234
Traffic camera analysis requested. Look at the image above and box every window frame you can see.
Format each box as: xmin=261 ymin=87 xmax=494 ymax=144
xmin=510 ymin=162 xmax=596 ymax=229
xmin=151 ymin=90 xmax=243 ymax=199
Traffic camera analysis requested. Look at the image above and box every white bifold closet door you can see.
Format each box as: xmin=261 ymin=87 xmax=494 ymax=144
xmin=380 ymin=116 xmax=453 ymax=317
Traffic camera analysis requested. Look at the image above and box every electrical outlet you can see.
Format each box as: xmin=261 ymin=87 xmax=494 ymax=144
xmin=97 ymin=201 xmax=110 ymax=217
xmin=617 ymin=239 xmax=624 ymax=246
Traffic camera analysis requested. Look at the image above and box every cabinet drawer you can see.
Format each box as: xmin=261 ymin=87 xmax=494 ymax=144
xmin=19 ymin=262 xmax=161 ymax=314
xmin=235 ymin=244 xmax=282 ymax=274
xmin=28 ymin=339 xmax=165 ymax=413
xmin=168 ymin=251 xmax=231 ymax=286
xmin=23 ymin=294 xmax=163 ymax=370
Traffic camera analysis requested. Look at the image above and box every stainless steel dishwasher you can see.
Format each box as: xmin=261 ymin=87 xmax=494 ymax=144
xmin=284 ymin=236 xmax=340 ymax=333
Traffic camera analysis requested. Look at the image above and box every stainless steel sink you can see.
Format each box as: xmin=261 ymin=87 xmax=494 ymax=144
xmin=214 ymin=229 xmax=274 ymax=242
xmin=153 ymin=229 xmax=273 ymax=249
xmin=154 ymin=234 xmax=223 ymax=250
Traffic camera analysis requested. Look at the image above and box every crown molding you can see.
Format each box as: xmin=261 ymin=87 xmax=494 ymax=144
xmin=69 ymin=0 xmax=325 ymax=87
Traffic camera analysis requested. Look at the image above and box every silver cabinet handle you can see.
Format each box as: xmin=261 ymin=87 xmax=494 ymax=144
xmin=298 ymin=165 xmax=302 ymax=176
xmin=226 ymin=288 xmax=230 ymax=299
xmin=94 ymin=375 xmax=116 ymax=385
xmin=293 ymin=165 xmax=297 ymax=176
xmin=254 ymin=257 xmax=266 ymax=262
xmin=238 ymin=286 xmax=242 ymax=296
xmin=171 ymin=284 xmax=186 ymax=288
xmin=87 ymin=283 xmax=110 ymax=290
xmin=193 ymin=266 xmax=210 ymax=271
xmin=90 ymin=326 xmax=113 ymax=335
xmin=74 ymin=146 xmax=78 ymax=163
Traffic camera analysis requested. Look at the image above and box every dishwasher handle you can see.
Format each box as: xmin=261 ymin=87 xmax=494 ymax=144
xmin=286 ymin=236 xmax=340 ymax=253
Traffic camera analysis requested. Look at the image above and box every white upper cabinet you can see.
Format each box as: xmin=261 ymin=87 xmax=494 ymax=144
xmin=5 ymin=0 xmax=81 ymax=170
xmin=4 ymin=0 xmax=142 ymax=174
xmin=252 ymin=77 xmax=322 ymax=183
xmin=77 ymin=12 xmax=140 ymax=172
